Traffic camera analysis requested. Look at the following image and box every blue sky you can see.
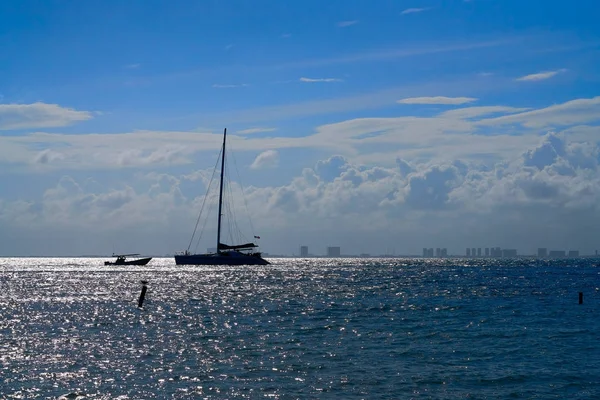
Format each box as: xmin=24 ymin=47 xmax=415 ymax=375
xmin=1 ymin=0 xmax=600 ymax=256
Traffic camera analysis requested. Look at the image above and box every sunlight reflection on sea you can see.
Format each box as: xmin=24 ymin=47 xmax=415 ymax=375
xmin=0 ymin=257 xmax=598 ymax=398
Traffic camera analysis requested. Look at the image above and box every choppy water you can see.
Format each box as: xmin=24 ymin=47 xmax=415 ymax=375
xmin=0 ymin=257 xmax=598 ymax=399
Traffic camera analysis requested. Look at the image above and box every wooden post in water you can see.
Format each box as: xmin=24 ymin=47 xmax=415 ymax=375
xmin=579 ymin=292 xmax=583 ymax=305
xmin=138 ymin=280 xmax=148 ymax=308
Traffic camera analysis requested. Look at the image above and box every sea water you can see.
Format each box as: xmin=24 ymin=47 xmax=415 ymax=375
xmin=0 ymin=257 xmax=598 ymax=399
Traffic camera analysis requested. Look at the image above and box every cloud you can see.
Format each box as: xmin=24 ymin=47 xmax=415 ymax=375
xmin=337 ymin=20 xmax=358 ymax=27
xmin=275 ymin=38 xmax=514 ymax=70
xmin=212 ymin=83 xmax=249 ymax=88
xmin=124 ymin=63 xmax=141 ymax=69
xmin=0 ymin=102 xmax=94 ymax=130
xmin=397 ymin=96 xmax=478 ymax=105
xmin=299 ymin=77 xmax=343 ymax=83
xmin=401 ymin=7 xmax=431 ymax=15
xmin=250 ymin=150 xmax=279 ymax=169
xmin=439 ymin=106 xmax=530 ymax=119
xmin=516 ymin=69 xmax=567 ymax=82
xmin=236 ymin=127 xmax=277 ymax=135
xmin=2 ymin=96 xmax=599 ymax=173
xmin=281 ymin=34 xmax=291 ymax=38
xmin=478 ymin=96 xmax=600 ymax=128
xmin=4 ymin=132 xmax=600 ymax=256
xmin=190 ymin=75 xmax=503 ymax=125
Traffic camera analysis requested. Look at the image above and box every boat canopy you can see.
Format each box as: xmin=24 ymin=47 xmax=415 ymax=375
xmin=218 ymin=242 xmax=257 ymax=250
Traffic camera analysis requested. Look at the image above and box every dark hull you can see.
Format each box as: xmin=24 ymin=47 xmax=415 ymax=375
xmin=104 ymin=257 xmax=152 ymax=266
xmin=175 ymin=252 xmax=269 ymax=265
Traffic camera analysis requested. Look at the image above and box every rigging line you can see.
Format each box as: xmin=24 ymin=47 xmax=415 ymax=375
xmin=195 ymin=156 xmax=221 ymax=252
xmin=222 ymin=154 xmax=235 ymax=245
xmin=188 ymin=149 xmax=220 ymax=252
xmin=194 ymin=191 xmax=216 ymax=253
xmin=187 ymin=146 xmax=222 ymax=252
xmin=225 ymin=169 xmax=237 ymax=245
xmin=225 ymin=165 xmax=242 ymax=244
xmin=229 ymin=143 xmax=256 ymax=237
xmin=228 ymin=165 xmax=245 ymax=245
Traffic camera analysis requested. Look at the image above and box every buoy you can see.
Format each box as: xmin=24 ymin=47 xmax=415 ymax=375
xmin=138 ymin=280 xmax=148 ymax=308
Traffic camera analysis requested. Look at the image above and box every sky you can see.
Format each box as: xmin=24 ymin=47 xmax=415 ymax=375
xmin=1 ymin=0 xmax=600 ymax=257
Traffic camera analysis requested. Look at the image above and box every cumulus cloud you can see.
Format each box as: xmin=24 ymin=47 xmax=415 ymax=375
xmin=3 ymin=132 xmax=600 ymax=256
xmin=0 ymin=102 xmax=93 ymax=130
xmin=250 ymin=150 xmax=279 ymax=169
xmin=516 ymin=69 xmax=567 ymax=82
xmin=397 ymin=96 xmax=477 ymax=105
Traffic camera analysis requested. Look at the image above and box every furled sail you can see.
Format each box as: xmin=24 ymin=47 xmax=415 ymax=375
xmin=218 ymin=242 xmax=257 ymax=250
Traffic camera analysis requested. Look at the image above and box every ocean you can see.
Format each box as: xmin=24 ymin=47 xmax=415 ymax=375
xmin=0 ymin=257 xmax=598 ymax=399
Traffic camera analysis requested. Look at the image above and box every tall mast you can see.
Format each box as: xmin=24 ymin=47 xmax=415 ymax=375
xmin=216 ymin=128 xmax=227 ymax=252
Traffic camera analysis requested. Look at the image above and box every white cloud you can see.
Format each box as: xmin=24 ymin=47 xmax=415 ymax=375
xmin=440 ymin=106 xmax=530 ymax=119
xmin=275 ymin=38 xmax=513 ymax=69
xmin=4 ymin=132 xmax=600 ymax=256
xmin=337 ymin=20 xmax=358 ymax=27
xmin=250 ymin=150 xmax=279 ymax=169
xmin=478 ymin=96 xmax=600 ymax=128
xmin=299 ymin=77 xmax=343 ymax=83
xmin=401 ymin=7 xmax=431 ymax=15
xmin=0 ymin=102 xmax=94 ymax=130
xmin=236 ymin=127 xmax=277 ymax=135
xmin=397 ymin=96 xmax=477 ymax=105
xmin=195 ymin=76 xmax=501 ymax=125
xmin=2 ymin=96 xmax=599 ymax=172
xmin=516 ymin=68 xmax=567 ymax=82
xmin=212 ymin=83 xmax=249 ymax=88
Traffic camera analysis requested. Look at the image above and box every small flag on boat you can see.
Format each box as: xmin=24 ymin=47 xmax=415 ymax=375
xmin=254 ymin=235 xmax=260 ymax=239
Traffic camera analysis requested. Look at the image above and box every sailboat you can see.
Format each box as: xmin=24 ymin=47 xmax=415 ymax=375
xmin=174 ymin=128 xmax=270 ymax=265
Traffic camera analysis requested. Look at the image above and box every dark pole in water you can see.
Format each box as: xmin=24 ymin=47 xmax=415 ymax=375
xmin=138 ymin=280 xmax=148 ymax=308
xmin=579 ymin=292 xmax=583 ymax=305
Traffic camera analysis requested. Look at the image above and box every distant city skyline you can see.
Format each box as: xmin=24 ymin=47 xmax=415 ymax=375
xmin=293 ymin=245 xmax=592 ymax=258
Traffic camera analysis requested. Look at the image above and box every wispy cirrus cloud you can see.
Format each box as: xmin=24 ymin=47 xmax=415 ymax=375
xmin=337 ymin=20 xmax=358 ymax=27
xmin=2 ymin=97 xmax=599 ymax=173
xmin=401 ymin=7 xmax=431 ymax=15
xmin=516 ymin=68 xmax=567 ymax=81
xmin=124 ymin=63 xmax=141 ymax=69
xmin=397 ymin=96 xmax=477 ymax=105
xmin=0 ymin=102 xmax=94 ymax=130
xmin=212 ymin=83 xmax=249 ymax=88
xmin=478 ymin=96 xmax=600 ymax=128
xmin=236 ymin=127 xmax=277 ymax=135
xmin=299 ymin=77 xmax=343 ymax=83
xmin=275 ymin=38 xmax=514 ymax=70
